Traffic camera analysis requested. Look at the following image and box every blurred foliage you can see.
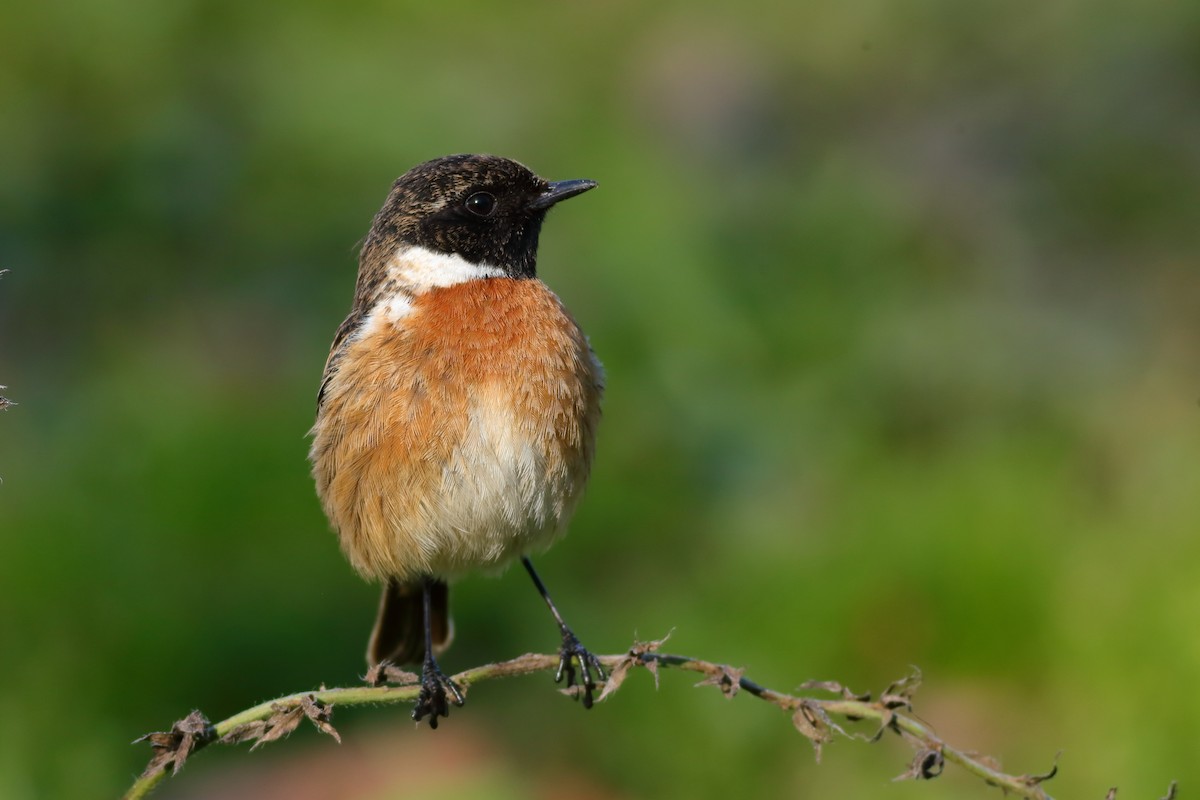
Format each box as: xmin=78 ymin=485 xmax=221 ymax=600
xmin=1 ymin=1 xmax=1198 ymax=799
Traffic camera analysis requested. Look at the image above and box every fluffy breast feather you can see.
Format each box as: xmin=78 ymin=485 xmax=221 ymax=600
xmin=309 ymin=277 xmax=603 ymax=582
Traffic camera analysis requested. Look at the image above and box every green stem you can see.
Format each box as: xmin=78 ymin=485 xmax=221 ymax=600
xmin=123 ymin=650 xmax=1055 ymax=800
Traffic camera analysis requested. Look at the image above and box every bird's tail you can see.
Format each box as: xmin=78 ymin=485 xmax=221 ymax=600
xmin=367 ymin=579 xmax=453 ymax=667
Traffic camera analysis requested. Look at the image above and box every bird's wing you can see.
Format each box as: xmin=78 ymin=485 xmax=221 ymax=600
xmin=316 ymin=309 xmax=367 ymax=412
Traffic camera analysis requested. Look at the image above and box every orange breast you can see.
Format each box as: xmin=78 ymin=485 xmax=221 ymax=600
xmin=310 ymin=277 xmax=603 ymax=582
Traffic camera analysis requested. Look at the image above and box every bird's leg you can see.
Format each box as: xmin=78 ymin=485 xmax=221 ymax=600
xmin=521 ymin=556 xmax=606 ymax=708
xmin=411 ymin=577 xmax=464 ymax=728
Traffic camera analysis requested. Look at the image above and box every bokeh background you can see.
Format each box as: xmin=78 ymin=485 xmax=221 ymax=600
xmin=2 ymin=1 xmax=1198 ymax=798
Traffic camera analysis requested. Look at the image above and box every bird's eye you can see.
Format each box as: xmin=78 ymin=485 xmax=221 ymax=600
xmin=465 ymin=192 xmax=497 ymax=218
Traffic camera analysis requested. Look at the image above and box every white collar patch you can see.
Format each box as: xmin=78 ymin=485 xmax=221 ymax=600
xmin=388 ymin=245 xmax=506 ymax=292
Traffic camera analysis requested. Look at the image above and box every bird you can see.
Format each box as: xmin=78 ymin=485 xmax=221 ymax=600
xmin=309 ymin=154 xmax=605 ymax=727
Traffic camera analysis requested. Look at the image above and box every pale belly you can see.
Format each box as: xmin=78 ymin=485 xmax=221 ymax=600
xmin=330 ymin=378 xmax=594 ymax=582
xmin=418 ymin=385 xmax=587 ymax=577
xmin=311 ymin=277 xmax=602 ymax=583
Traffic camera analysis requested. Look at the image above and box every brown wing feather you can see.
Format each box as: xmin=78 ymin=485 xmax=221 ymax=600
xmin=316 ymin=309 xmax=367 ymax=411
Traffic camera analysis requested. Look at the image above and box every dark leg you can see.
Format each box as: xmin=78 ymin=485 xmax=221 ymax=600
xmin=411 ymin=577 xmax=464 ymax=728
xmin=522 ymin=556 xmax=607 ymax=708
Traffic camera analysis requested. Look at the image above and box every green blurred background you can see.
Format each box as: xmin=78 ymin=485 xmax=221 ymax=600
xmin=2 ymin=1 xmax=1198 ymax=798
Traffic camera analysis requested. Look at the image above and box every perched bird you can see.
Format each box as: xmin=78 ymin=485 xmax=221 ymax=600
xmin=309 ymin=154 xmax=605 ymax=727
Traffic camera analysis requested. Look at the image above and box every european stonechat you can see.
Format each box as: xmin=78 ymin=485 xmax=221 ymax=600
xmin=309 ymin=154 xmax=605 ymax=727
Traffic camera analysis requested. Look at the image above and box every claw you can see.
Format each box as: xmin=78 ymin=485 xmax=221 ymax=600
xmin=412 ymin=657 xmax=464 ymax=729
xmin=557 ymin=629 xmax=606 ymax=709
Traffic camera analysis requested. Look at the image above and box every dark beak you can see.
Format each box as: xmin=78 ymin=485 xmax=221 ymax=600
xmin=529 ymin=179 xmax=597 ymax=210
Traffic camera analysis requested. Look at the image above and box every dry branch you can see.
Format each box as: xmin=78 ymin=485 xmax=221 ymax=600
xmin=123 ymin=637 xmax=1170 ymax=800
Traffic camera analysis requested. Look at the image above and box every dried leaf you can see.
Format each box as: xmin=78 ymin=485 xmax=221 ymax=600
xmin=876 ymin=666 xmax=957 ymax=742
xmin=1161 ymin=781 xmax=1178 ymax=800
xmin=1105 ymin=789 xmax=1117 ymax=800
xmin=596 ymin=657 xmax=634 ymax=702
xmin=365 ymin=662 xmax=420 ymax=686
xmin=894 ymin=748 xmax=945 ymax=781
xmin=249 ymin=702 xmax=304 ymax=751
xmin=881 ymin=668 xmax=922 ymax=710
xmin=596 ymin=633 xmax=669 ymax=703
xmin=811 ymin=701 xmax=849 ymax=738
xmin=590 ymin=662 xmax=628 ymax=700
xmin=300 ymin=695 xmax=341 ymax=744
xmin=641 ymin=654 xmax=662 ymax=688
xmin=791 ymin=700 xmax=847 ymax=762
xmin=864 ymin=713 xmax=890 ymax=743
xmin=694 ymin=664 xmax=745 ymax=699
xmin=133 ymin=710 xmax=213 ymax=778
xmin=219 ymin=721 xmax=268 ymax=745
xmin=221 ymin=698 xmax=338 ymax=750
xmin=559 ymin=684 xmax=587 ymax=700
xmin=135 ymin=747 xmax=174 ymax=779
xmin=1019 ymin=751 xmax=1060 ymax=787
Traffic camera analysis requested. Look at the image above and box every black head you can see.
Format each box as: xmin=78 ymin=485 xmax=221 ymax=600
xmin=361 ymin=154 xmax=596 ymax=279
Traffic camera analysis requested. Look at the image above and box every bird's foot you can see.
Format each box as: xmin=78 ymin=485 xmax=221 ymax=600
xmin=412 ymin=657 xmax=464 ymax=729
xmin=555 ymin=628 xmax=607 ymax=709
